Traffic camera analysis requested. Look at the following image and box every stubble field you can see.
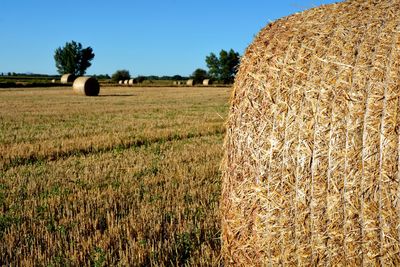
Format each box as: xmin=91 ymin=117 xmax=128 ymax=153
xmin=0 ymin=86 xmax=231 ymax=266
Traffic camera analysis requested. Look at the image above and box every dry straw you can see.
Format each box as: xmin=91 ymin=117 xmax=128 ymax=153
xmin=203 ymin=79 xmax=210 ymax=86
xmin=72 ymin=77 xmax=100 ymax=96
xmin=222 ymin=0 xmax=400 ymax=265
xmin=128 ymin=79 xmax=134 ymax=85
xmin=186 ymin=79 xmax=194 ymax=86
xmin=60 ymin=73 xmax=75 ymax=84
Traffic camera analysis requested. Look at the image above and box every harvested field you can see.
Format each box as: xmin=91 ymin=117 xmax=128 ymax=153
xmin=0 ymin=86 xmax=230 ymax=266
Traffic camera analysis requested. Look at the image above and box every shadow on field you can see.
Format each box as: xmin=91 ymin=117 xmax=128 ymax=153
xmin=98 ymin=94 xmax=137 ymax=97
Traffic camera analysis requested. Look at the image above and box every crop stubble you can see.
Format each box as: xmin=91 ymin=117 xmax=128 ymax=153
xmin=0 ymin=86 xmax=230 ymax=266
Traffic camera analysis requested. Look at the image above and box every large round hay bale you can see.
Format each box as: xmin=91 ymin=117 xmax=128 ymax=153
xmin=186 ymin=79 xmax=194 ymax=86
xmin=60 ymin=73 xmax=75 ymax=84
xmin=124 ymin=80 xmax=129 ymax=85
xmin=72 ymin=77 xmax=100 ymax=96
xmin=202 ymin=79 xmax=210 ymax=86
xmin=118 ymin=80 xmax=123 ymax=85
xmin=222 ymin=0 xmax=400 ymax=265
xmin=128 ymin=79 xmax=134 ymax=85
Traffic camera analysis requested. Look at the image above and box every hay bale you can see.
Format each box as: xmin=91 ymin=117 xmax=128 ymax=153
xmin=72 ymin=76 xmax=100 ymax=96
xmin=60 ymin=73 xmax=75 ymax=84
xmin=202 ymin=79 xmax=210 ymax=86
xmin=51 ymin=79 xmax=56 ymax=83
xmin=128 ymin=79 xmax=134 ymax=85
xmin=118 ymin=80 xmax=123 ymax=85
xmin=186 ymin=79 xmax=194 ymax=86
xmin=124 ymin=80 xmax=129 ymax=85
xmin=222 ymin=0 xmax=400 ymax=265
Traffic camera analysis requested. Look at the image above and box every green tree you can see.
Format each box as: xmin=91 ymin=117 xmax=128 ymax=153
xmin=172 ymin=75 xmax=184 ymax=80
xmin=205 ymin=53 xmax=219 ymax=81
xmin=54 ymin=41 xmax=95 ymax=76
xmin=191 ymin=68 xmax=208 ymax=84
xmin=111 ymin=70 xmax=130 ymax=82
xmin=136 ymin=76 xmax=146 ymax=83
xmin=94 ymin=74 xmax=111 ymax=80
xmin=205 ymin=49 xmax=240 ymax=84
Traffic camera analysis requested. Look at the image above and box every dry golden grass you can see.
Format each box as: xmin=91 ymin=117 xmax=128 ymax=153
xmin=0 ymin=86 xmax=230 ymax=266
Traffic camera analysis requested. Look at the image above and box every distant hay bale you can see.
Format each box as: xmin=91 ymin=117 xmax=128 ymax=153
xmin=128 ymin=79 xmax=134 ymax=85
xmin=118 ymin=80 xmax=123 ymax=85
xmin=60 ymin=74 xmax=75 ymax=84
xmin=222 ymin=0 xmax=400 ymax=265
xmin=72 ymin=77 xmax=100 ymax=96
xmin=51 ymin=79 xmax=56 ymax=83
xmin=202 ymin=79 xmax=210 ymax=86
xmin=186 ymin=79 xmax=194 ymax=86
xmin=173 ymin=81 xmax=177 ymax=85
xmin=124 ymin=80 xmax=129 ymax=85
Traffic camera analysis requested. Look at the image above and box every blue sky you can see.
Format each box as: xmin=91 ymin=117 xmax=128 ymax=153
xmin=1 ymin=0 xmax=341 ymax=76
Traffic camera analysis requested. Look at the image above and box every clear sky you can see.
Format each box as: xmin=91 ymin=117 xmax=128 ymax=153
xmin=1 ymin=0 xmax=341 ymax=77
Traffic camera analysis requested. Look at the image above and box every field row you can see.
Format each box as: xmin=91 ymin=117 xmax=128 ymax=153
xmin=0 ymin=86 xmax=231 ymax=265
xmin=0 ymin=87 xmax=229 ymax=170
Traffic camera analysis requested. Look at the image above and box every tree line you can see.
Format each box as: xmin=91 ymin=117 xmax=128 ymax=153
xmin=53 ymin=41 xmax=241 ymax=84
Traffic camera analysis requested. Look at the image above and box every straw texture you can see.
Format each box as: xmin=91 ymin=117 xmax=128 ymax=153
xmin=187 ymin=79 xmax=194 ymax=86
xmin=72 ymin=77 xmax=100 ymax=96
xmin=221 ymin=0 xmax=400 ymax=265
xmin=61 ymin=73 xmax=75 ymax=84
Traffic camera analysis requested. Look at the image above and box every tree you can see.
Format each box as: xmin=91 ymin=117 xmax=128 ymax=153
xmin=172 ymin=75 xmax=184 ymax=80
xmin=205 ymin=53 xmax=219 ymax=81
xmin=94 ymin=74 xmax=111 ymax=80
xmin=136 ymin=76 xmax=146 ymax=83
xmin=205 ymin=49 xmax=240 ymax=84
xmin=54 ymin=41 xmax=95 ymax=76
xmin=111 ymin=70 xmax=130 ymax=82
xmin=191 ymin=68 xmax=208 ymax=84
